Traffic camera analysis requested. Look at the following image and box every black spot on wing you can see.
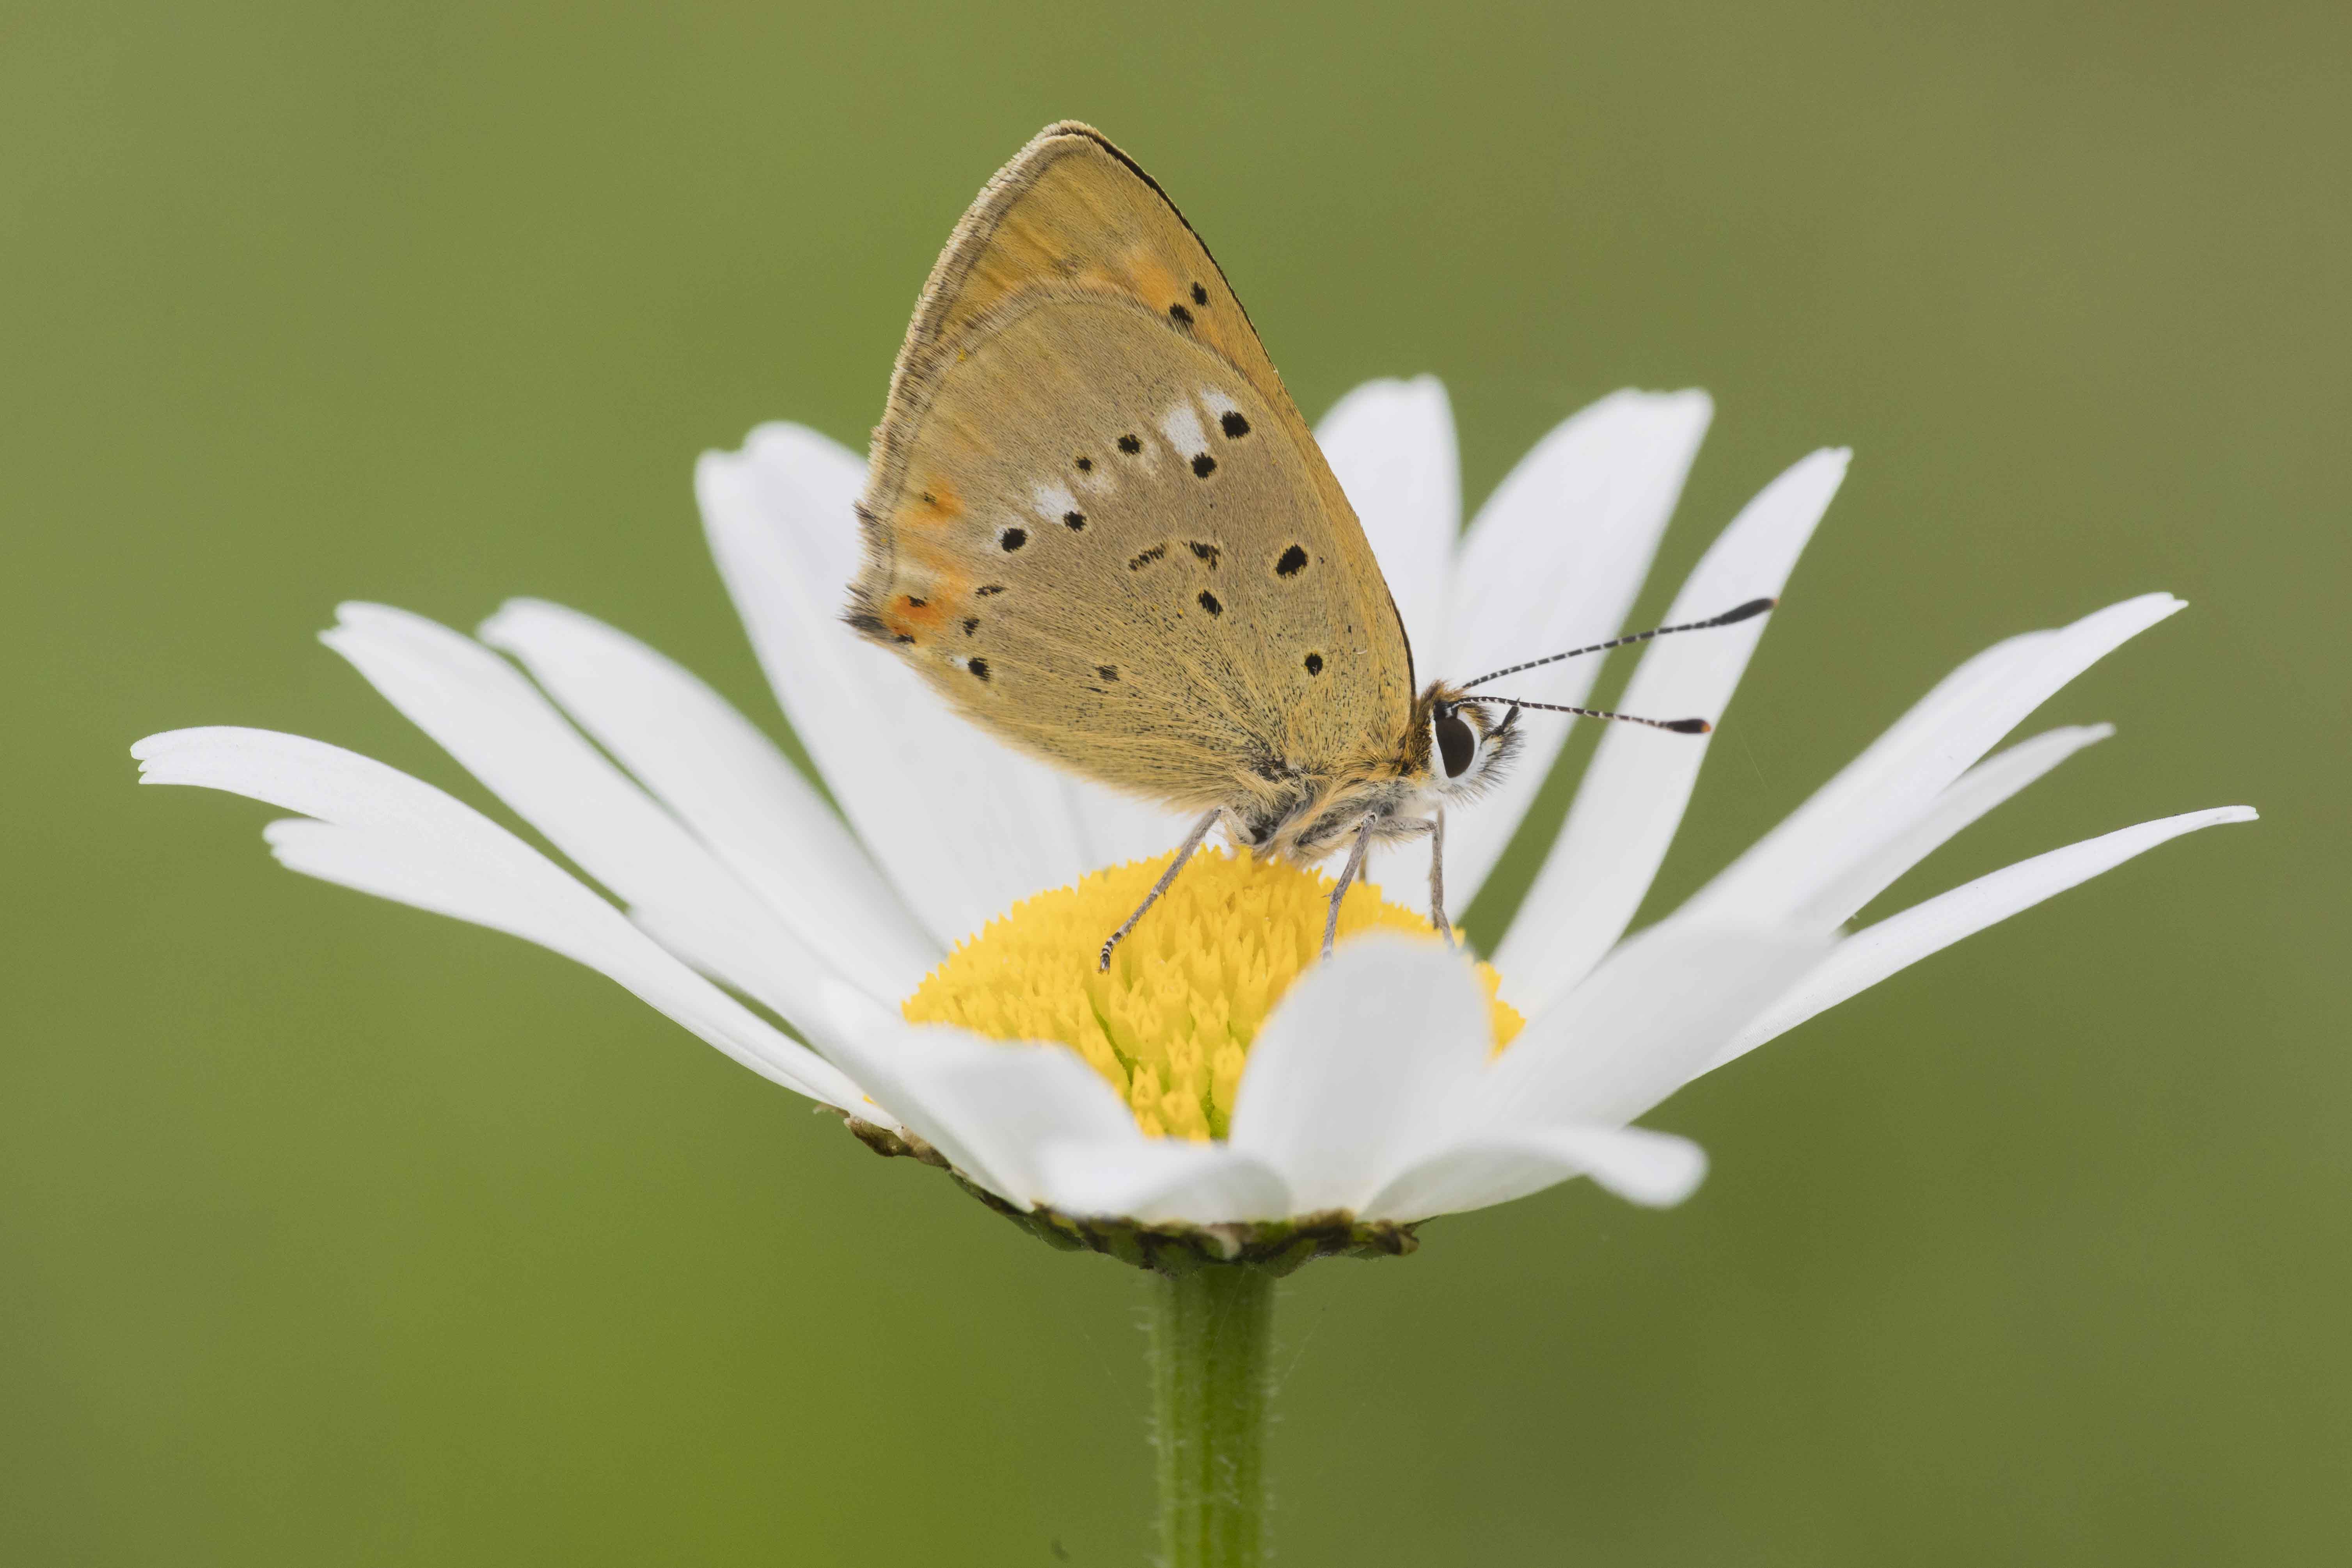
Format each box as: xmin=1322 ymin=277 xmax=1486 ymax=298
xmin=998 ymin=526 xmax=1028 ymax=552
xmin=1063 ymin=511 xmax=1086 ymax=531
xmin=976 ymin=584 xmax=1005 ymax=596
xmin=967 ymin=657 xmax=991 ymax=682
xmin=962 ymin=617 xmax=978 ymax=634
xmin=1129 ymin=543 xmax=1167 ymax=570
xmin=1219 ymin=411 xmax=1250 ymax=439
xmin=1118 ymin=433 xmax=1142 ymax=455
xmin=1097 ymin=665 xmax=1119 ymax=681
xmin=1074 ymin=456 xmax=1092 ymax=472
xmin=903 ymin=595 xmax=926 ymax=608
xmin=1197 ymin=590 xmax=1222 ymax=616
xmin=1188 ymin=541 xmax=1220 ymax=567
xmin=1190 ymin=282 xmax=1209 ymax=305
xmin=1303 ymin=652 xmax=1324 ymax=675
xmin=1191 ymin=453 xmax=1217 ymax=478
xmin=1274 ymin=545 xmax=1308 ymax=577
xmin=1168 ymin=302 xmax=1194 ymax=326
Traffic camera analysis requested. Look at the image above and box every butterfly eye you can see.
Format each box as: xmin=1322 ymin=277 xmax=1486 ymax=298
xmin=1434 ymin=709 xmax=1476 ymax=779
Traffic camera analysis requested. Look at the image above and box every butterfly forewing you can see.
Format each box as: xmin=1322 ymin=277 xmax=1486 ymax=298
xmin=848 ymin=123 xmax=1413 ymax=815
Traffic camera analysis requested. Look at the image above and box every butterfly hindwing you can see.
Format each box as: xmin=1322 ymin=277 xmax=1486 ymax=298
xmin=848 ymin=123 xmax=1413 ymax=815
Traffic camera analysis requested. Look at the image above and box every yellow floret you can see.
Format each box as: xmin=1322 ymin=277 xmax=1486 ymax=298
xmin=902 ymin=849 xmax=1523 ymax=1140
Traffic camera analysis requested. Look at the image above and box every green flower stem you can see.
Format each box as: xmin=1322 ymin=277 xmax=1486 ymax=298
xmin=1150 ymin=1263 xmax=1276 ymax=1567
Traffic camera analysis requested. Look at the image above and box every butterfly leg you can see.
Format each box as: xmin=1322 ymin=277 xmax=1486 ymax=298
xmin=1098 ymin=807 xmax=1225 ymax=972
xmin=1319 ymin=813 xmax=1381 ymax=960
xmin=1427 ymin=808 xmax=1456 ymax=949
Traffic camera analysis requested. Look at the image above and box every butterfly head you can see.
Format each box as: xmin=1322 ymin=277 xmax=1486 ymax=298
xmin=1415 ymin=683 xmax=1523 ymax=804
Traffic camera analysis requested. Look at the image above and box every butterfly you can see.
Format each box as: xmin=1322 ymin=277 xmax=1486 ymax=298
xmin=844 ymin=123 xmax=1770 ymax=966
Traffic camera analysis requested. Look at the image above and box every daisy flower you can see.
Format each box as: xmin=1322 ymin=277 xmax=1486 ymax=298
xmin=132 ymin=380 xmax=2252 ymax=1266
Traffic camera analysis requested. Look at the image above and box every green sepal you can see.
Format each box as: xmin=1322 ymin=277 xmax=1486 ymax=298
xmin=841 ymin=1114 xmax=1422 ymax=1277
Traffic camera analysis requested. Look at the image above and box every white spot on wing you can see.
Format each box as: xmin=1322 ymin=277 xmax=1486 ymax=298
xmin=1031 ymin=481 xmax=1078 ymax=521
xmin=1199 ymin=388 xmax=1242 ymax=419
xmin=1157 ymin=401 xmax=1208 ymax=459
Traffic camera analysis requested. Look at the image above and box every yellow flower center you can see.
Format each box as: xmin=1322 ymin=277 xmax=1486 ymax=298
xmin=902 ymin=849 xmax=1523 ymax=1141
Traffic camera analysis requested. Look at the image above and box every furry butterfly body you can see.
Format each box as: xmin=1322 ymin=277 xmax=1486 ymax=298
xmin=847 ymin=123 xmax=1759 ymax=956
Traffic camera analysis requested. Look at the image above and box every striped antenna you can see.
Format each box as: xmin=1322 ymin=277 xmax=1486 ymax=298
xmin=1458 ymin=597 xmax=1776 ymax=692
xmin=1473 ymin=698 xmax=1711 ymax=734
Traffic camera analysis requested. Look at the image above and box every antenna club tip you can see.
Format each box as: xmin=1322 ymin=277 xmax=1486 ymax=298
xmin=1718 ymin=596 xmax=1777 ymax=625
xmin=1666 ymin=717 xmax=1712 ymax=735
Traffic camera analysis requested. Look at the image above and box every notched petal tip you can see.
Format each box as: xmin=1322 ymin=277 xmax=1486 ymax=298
xmin=128 ymin=725 xmax=261 ymax=784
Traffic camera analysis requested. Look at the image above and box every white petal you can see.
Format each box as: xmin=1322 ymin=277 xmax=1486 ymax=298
xmin=1363 ymin=1123 xmax=1707 ymax=1222
xmin=1477 ymin=923 xmax=1828 ymax=1130
xmin=1682 ymin=594 xmax=2184 ymax=929
xmin=1436 ymin=390 xmax=1714 ymax=907
xmin=1703 ymin=805 xmax=2259 ymax=1075
xmin=717 ymin=421 xmax=865 ymax=586
xmin=1494 ymin=449 xmax=1846 ymax=1014
xmin=697 ymin=426 xmax=1109 ymax=944
xmin=810 ymin=984 xmax=1141 ymax=1208
xmin=1791 ymin=724 xmax=2112 ymax=929
xmin=1058 ymin=783 xmax=1204 ymax=875
xmin=320 ymin=603 xmax=845 ymax=1031
xmin=1316 ymin=376 xmax=1460 ymax=673
xmin=478 ymin=598 xmax=938 ymax=1000
xmin=1225 ymin=936 xmax=1496 ymax=1214
xmin=1035 ymin=1139 xmax=1294 ymax=1225
xmin=131 ymin=728 xmax=868 ymax=1110
xmin=617 ymin=896 xmax=900 ymax=1103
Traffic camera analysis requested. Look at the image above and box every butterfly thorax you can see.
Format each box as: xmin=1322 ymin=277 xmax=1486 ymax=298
xmin=1239 ymin=762 xmax=1421 ymax=863
xmin=1241 ymin=682 xmax=1520 ymax=862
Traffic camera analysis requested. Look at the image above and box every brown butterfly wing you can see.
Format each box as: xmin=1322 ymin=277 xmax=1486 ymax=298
xmin=847 ymin=123 xmax=1414 ymax=817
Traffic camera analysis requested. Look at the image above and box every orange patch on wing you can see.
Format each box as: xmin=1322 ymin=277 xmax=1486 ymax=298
xmin=1122 ymin=250 xmax=1188 ymax=314
xmin=888 ymin=551 xmax=974 ymax=637
xmin=911 ymin=478 xmax=963 ymax=521
xmin=894 ymin=593 xmax=949 ymax=632
xmin=929 ymin=567 xmax=974 ymax=607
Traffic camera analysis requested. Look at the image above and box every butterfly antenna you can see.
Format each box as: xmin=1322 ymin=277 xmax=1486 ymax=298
xmin=1477 ymin=698 xmax=1713 ymax=734
xmin=1457 ymin=598 xmax=1776 ymax=691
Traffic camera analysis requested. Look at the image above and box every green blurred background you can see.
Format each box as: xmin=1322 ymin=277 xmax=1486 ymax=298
xmin=4 ymin=1 xmax=2343 ymax=1561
